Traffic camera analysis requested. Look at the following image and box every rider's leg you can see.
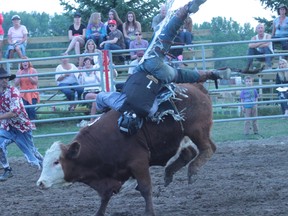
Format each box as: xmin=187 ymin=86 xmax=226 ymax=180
xmin=174 ymin=68 xmax=223 ymax=83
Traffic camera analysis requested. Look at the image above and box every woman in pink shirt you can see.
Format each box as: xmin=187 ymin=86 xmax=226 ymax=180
xmin=6 ymin=15 xmax=28 ymax=59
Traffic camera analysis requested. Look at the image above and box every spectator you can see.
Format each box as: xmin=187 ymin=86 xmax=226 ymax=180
xmin=272 ymin=4 xmax=288 ymax=50
xmin=78 ymin=57 xmax=102 ymax=99
xmin=79 ymin=57 xmax=102 ymax=122
xmin=115 ymin=52 xmax=144 ymax=92
xmin=100 ymin=20 xmax=125 ymax=51
xmin=14 ymin=57 xmax=40 ymax=130
xmin=123 ymin=11 xmax=142 ymax=49
xmin=85 ymin=56 xmax=117 ymax=122
xmin=64 ymin=12 xmax=86 ymax=55
xmin=151 ymin=4 xmax=167 ymax=31
xmin=129 ymin=30 xmax=149 ymax=60
xmin=106 ymin=9 xmax=123 ymax=35
xmin=179 ymin=16 xmax=193 ymax=48
xmin=240 ymin=76 xmax=259 ymax=136
xmin=86 ymin=12 xmax=106 ymax=49
xmin=245 ymin=23 xmax=273 ymax=70
xmin=79 ymin=39 xmax=102 ymax=68
xmin=55 ymin=54 xmax=84 ymax=111
xmin=6 ymin=15 xmax=28 ymax=59
xmin=0 ymin=12 xmax=4 ymax=62
xmin=0 ymin=67 xmax=43 ymax=181
xmin=128 ymin=52 xmax=144 ymax=75
xmin=276 ymin=58 xmax=288 ymax=115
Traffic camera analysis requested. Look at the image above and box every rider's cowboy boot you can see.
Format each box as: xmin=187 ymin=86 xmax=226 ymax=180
xmin=187 ymin=0 xmax=207 ymax=14
xmin=176 ymin=0 xmax=207 ymax=20
xmin=175 ymin=68 xmax=230 ymax=84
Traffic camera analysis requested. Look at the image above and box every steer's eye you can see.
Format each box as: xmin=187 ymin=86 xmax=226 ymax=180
xmin=53 ymin=160 xmax=59 ymax=165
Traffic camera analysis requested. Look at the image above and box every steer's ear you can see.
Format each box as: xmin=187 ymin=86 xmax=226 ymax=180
xmin=67 ymin=141 xmax=81 ymax=159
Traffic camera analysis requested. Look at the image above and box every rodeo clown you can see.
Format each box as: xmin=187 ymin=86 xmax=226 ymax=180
xmin=96 ymin=0 xmax=224 ymax=135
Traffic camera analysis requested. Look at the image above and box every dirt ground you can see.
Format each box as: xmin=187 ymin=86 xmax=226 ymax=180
xmin=1 ymin=136 xmax=288 ymax=216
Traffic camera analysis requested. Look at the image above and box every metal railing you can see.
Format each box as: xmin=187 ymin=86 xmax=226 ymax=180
xmin=0 ymin=37 xmax=287 ymax=139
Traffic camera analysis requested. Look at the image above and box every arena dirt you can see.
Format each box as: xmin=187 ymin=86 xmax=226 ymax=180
xmin=1 ymin=136 xmax=288 ymax=216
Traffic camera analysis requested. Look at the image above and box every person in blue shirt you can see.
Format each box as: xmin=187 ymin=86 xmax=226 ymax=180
xmin=240 ymin=76 xmax=259 ymax=136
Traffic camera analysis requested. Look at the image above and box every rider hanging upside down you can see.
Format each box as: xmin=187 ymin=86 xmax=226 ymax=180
xmin=96 ymin=0 xmax=223 ymax=135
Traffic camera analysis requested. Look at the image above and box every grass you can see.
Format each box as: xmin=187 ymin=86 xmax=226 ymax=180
xmin=5 ymin=117 xmax=288 ymax=158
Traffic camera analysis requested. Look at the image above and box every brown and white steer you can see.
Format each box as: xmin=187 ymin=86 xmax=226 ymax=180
xmin=37 ymin=83 xmax=216 ymax=216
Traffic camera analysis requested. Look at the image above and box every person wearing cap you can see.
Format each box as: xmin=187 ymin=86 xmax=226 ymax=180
xmin=64 ymin=12 xmax=86 ymax=56
xmin=272 ymin=4 xmax=288 ymax=50
xmin=129 ymin=30 xmax=149 ymax=60
xmin=6 ymin=15 xmax=28 ymax=59
xmin=0 ymin=12 xmax=4 ymax=61
xmin=99 ymin=19 xmax=125 ymax=51
xmin=0 ymin=67 xmax=43 ymax=181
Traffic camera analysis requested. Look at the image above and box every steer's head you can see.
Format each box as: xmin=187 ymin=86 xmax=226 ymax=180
xmin=37 ymin=141 xmax=71 ymax=189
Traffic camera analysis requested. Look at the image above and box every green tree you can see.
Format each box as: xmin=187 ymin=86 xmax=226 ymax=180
xmin=195 ymin=17 xmax=256 ymax=69
xmin=59 ymin=0 xmax=165 ymax=31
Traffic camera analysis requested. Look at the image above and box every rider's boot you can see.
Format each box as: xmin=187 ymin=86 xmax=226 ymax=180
xmin=151 ymin=1 xmax=207 ymax=58
xmin=187 ymin=0 xmax=207 ymax=14
xmin=175 ymin=68 xmax=230 ymax=83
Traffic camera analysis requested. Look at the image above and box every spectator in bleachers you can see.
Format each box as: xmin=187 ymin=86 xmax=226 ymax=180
xmin=79 ymin=57 xmax=102 ymax=122
xmin=55 ymin=54 xmax=84 ymax=111
xmin=84 ymin=56 xmax=117 ymax=122
xmin=6 ymin=15 xmax=28 ymax=59
xmin=245 ymin=23 xmax=273 ymax=70
xmin=86 ymin=12 xmax=106 ymax=49
xmin=0 ymin=12 xmax=4 ymax=61
xmin=272 ymin=4 xmax=288 ymax=50
xmin=106 ymin=9 xmax=123 ymax=36
xmin=128 ymin=52 xmax=144 ymax=75
xmin=123 ymin=11 xmax=142 ymax=49
xmin=14 ymin=57 xmax=39 ymax=130
xmin=100 ymin=20 xmax=125 ymax=51
xmin=276 ymin=58 xmax=288 ymax=115
xmin=129 ymin=30 xmax=148 ymax=60
xmin=151 ymin=4 xmax=167 ymax=31
xmin=179 ymin=16 xmax=193 ymax=49
xmin=78 ymin=57 xmax=101 ymax=99
xmin=78 ymin=39 xmax=102 ymax=69
xmin=64 ymin=12 xmax=86 ymax=56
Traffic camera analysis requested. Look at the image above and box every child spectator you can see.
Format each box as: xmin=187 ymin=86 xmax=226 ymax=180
xmin=275 ymin=59 xmax=288 ymax=115
xmin=14 ymin=57 xmax=40 ymax=130
xmin=129 ymin=30 xmax=148 ymax=60
xmin=64 ymin=12 xmax=86 ymax=55
xmin=86 ymin=12 xmax=106 ymax=49
xmin=123 ymin=11 xmax=142 ymax=49
xmin=6 ymin=15 xmax=28 ymax=59
xmin=240 ymin=76 xmax=259 ymax=136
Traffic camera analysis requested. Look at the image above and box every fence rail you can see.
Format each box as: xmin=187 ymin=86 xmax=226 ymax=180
xmin=0 ymin=37 xmax=288 ymax=139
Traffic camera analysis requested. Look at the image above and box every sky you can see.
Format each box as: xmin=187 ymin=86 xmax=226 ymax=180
xmin=1 ymin=0 xmax=276 ymax=28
